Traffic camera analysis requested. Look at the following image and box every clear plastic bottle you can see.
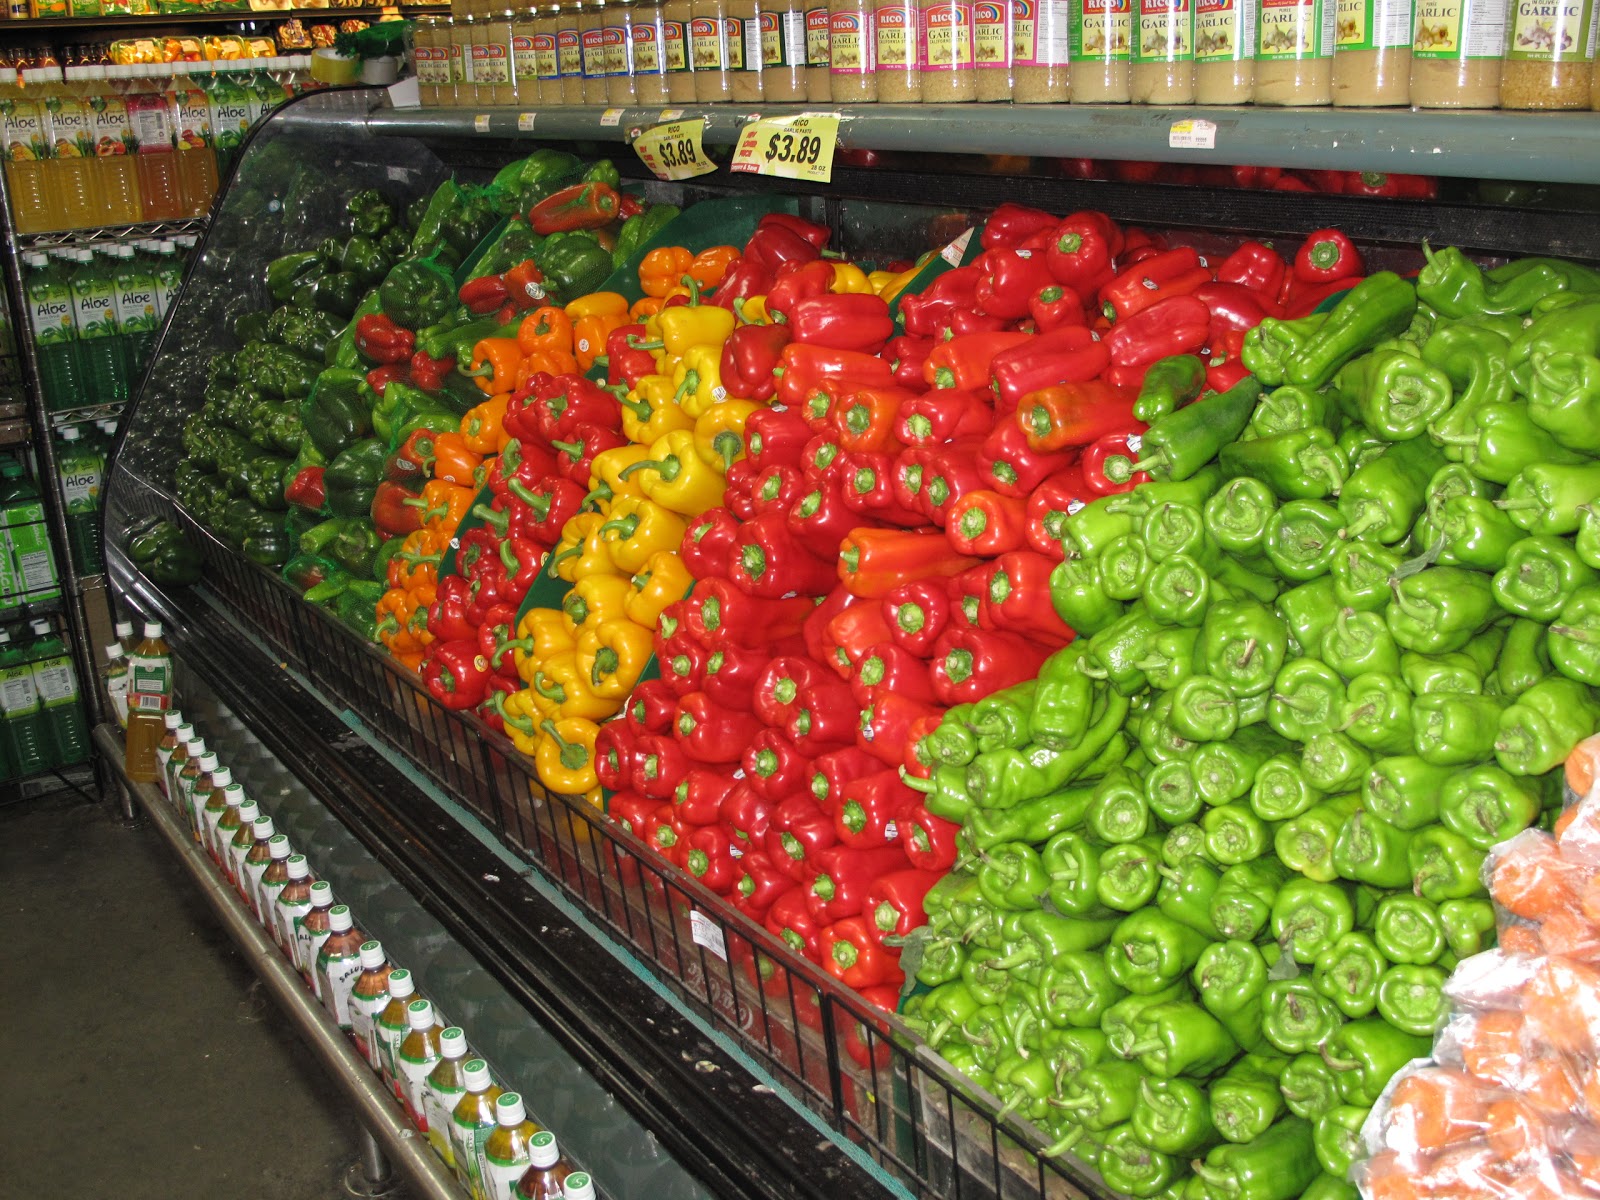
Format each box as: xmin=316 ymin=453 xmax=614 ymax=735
xmin=315 ymin=904 xmax=367 ymax=1025
xmin=200 ymin=767 xmax=237 ymax=864
xmin=152 ymin=709 xmax=183 ymax=798
xmin=513 ymin=6 xmax=542 ymax=101
xmin=68 ymin=248 xmax=123 ymax=404
xmin=1194 ymin=0 xmax=1254 ymax=101
xmin=224 ymin=795 xmax=261 ymax=888
xmin=168 ymin=63 xmax=219 ymax=217
xmin=451 ymin=1060 xmax=505 ymax=1197
xmin=104 ymin=645 xmax=131 ymax=731
xmin=830 ymin=0 xmax=878 ymax=95
xmin=1253 ymin=0 xmax=1334 ymax=102
xmin=561 ymin=1173 xmax=597 ymax=1200
xmin=55 ymin=425 xmax=102 ymax=575
xmin=581 ymin=0 xmax=613 ymax=99
xmin=39 ymin=66 xmax=98 ymax=230
xmin=115 ymin=620 xmax=136 ymax=655
xmin=376 ymin=968 xmax=418 ymax=1095
xmin=22 ymin=253 xmax=81 ymax=412
xmin=875 ymin=0 xmax=921 ymax=96
xmin=111 ymin=243 xmax=157 ymax=380
xmin=122 ymin=620 xmax=169 ymax=781
xmin=254 ymin=833 xmax=292 ymax=929
xmin=1068 ymin=0 xmax=1128 ymax=100
xmin=171 ymin=730 xmax=204 ymax=832
xmin=124 ymin=66 xmax=184 ymax=221
xmin=396 ymin=998 xmax=446 ymax=1131
xmin=274 ymin=854 xmax=315 ymax=961
xmin=347 ymin=940 xmax=393 ymax=1069
xmin=1 ymin=68 xmax=54 ymax=234
xmin=294 ymin=879 xmax=336 ymax=989
xmin=558 ymin=2 xmax=589 ymax=100
xmin=237 ymin=812 xmax=276 ymax=915
xmin=423 ymin=1027 xmax=471 ymax=1166
xmin=515 ymin=1133 xmax=573 ymax=1199
xmin=1131 ymin=0 xmax=1195 ymax=100
xmin=28 ymin=619 xmax=86 ymax=770
xmin=919 ymin=0 xmax=978 ymax=97
xmin=664 ymin=0 xmax=699 ymax=97
xmin=1409 ymin=0 xmax=1502 ymax=106
xmin=631 ymin=0 xmax=673 ymax=100
xmin=692 ymin=0 xmax=738 ymax=96
xmin=481 ymin=1092 xmax=540 ymax=1200
xmin=0 ymin=630 xmax=47 ymax=776
xmin=606 ymin=0 xmax=640 ymax=101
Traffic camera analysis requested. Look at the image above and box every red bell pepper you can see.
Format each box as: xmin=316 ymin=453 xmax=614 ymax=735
xmin=1194 ymin=281 xmax=1274 ymax=351
xmin=974 ymin=248 xmax=1056 ymax=320
xmin=1016 ymin=380 xmax=1141 ymax=454
xmin=749 ymin=463 xmax=806 ymax=518
xmin=977 ymin=420 xmax=1076 ymax=498
xmin=409 ymin=349 xmax=456 ymax=392
xmin=721 ymin=781 xmax=777 ymax=846
xmin=864 ymin=868 xmax=943 ymax=946
xmin=754 ymin=655 xmax=833 ymax=728
xmin=732 ymin=852 xmax=791 ymax=922
xmin=365 ymin=363 xmax=407 ymax=397
xmin=821 ymin=602 xmax=895 ymax=678
xmin=945 ymin=489 xmax=1028 ymax=557
xmin=849 ymin=642 xmax=936 ymax=707
xmin=701 ymin=641 xmax=766 ymax=711
xmin=857 ymin=688 xmax=944 ymax=766
xmin=602 ymin=323 xmax=657 ymax=389
xmin=1104 ymin=294 xmax=1212 ymax=368
xmin=1023 ymin=467 xmax=1089 ymax=561
xmin=744 ymin=407 xmax=810 ymax=473
xmin=501 ymin=259 xmax=546 ymax=310
xmin=930 ymin=627 xmax=1052 ymax=705
xmin=608 ymin=791 xmax=658 ymax=842
xmin=1293 ymin=228 xmax=1364 ymax=285
xmin=680 ymin=508 xmax=740 ymax=580
xmin=766 ymin=887 xmax=823 ymax=960
xmin=674 ymin=691 xmax=765 ymax=764
xmin=529 ymin=373 xmax=622 ymax=442
xmin=786 ymin=475 xmax=861 ymax=560
xmin=802 ymin=585 xmax=855 ymax=666
xmin=881 ymin=579 xmax=954 ymax=658
xmin=528 ymin=181 xmax=622 ymax=234
xmin=1045 ymin=212 xmax=1121 ymax=292
xmin=672 ymin=768 xmax=734 ymax=825
xmin=514 ymin=476 xmax=585 ymax=546
xmin=924 ymin=331 xmax=1033 ymax=391
xmin=767 ymin=793 xmax=837 ymax=880
xmin=901 ymin=806 xmax=960 ymax=872
xmin=633 ymin=732 xmax=692 ymax=800
xmin=891 ymin=445 xmax=938 ymax=518
xmin=1099 ymin=247 xmax=1211 ymax=322
xmin=426 ymin=575 xmax=477 ymax=642
xmin=720 ymin=322 xmax=791 ymax=403
xmin=821 ymin=915 xmax=904 ymax=989
xmin=550 ymin=423 xmax=628 ymax=486
xmin=982 ymin=549 xmax=1076 ymax=645
xmin=841 ymin=450 xmax=925 ymax=526
xmin=286 ymin=465 xmax=326 ymax=511
xmin=477 ymin=602 xmax=521 ymax=680
xmin=1207 ymin=355 xmax=1253 ymax=392
xmin=595 ymin=721 xmax=641 ymax=793
xmin=834 ymin=769 xmax=915 ymax=850
xmin=807 ymin=844 xmax=911 ymax=923
xmin=1029 ymin=284 xmax=1088 ymax=332
xmin=787 ymin=680 xmax=861 ymax=757
xmin=800 ymin=433 xmax=846 ymax=479
xmin=834 ymin=386 xmax=913 ymax=454
xmin=728 ymin=512 xmax=839 ymax=599
xmin=886 ymin=335 xmax=935 ymax=390
xmin=355 ymin=312 xmax=415 ymax=364
xmin=982 ymin=203 xmax=1060 ymax=250
xmin=1077 ymin=431 xmax=1149 ymax=497
xmin=766 ymin=259 xmax=836 ymax=322
xmin=776 ymin=343 xmax=895 ymax=414
xmin=744 ymin=729 xmax=813 ymax=802
xmin=808 ymin=747 xmax=883 ymax=815
xmin=658 ymin=631 xmax=708 ymax=698
xmin=895 ymin=388 xmax=993 ymax=448
xmin=757 ymin=211 xmax=831 ymax=248
xmin=903 ymin=713 xmax=943 ymax=780
xmin=899 ymin=266 xmax=982 ymax=338
xmin=459 ymin=273 xmax=511 ymax=316
xmin=421 ymin=640 xmax=491 ymax=710
xmin=990 ymin=325 xmax=1111 ymax=411
xmin=644 ymin=803 xmax=689 ymax=867
xmin=788 ymin=293 xmax=894 ymax=354
xmin=684 ymin=825 xmax=740 ymax=894
xmin=922 ymin=439 xmax=989 ymax=528
xmin=838 ymin=528 xmax=980 ymax=598
xmin=625 ymin=679 xmax=679 ymax=736
xmin=497 ymin=537 xmax=542 ymax=605
xmin=1216 ymin=241 xmax=1287 ymax=300
xmin=385 ymin=429 xmax=437 ymax=485
xmin=710 ymin=259 xmax=778 ymax=316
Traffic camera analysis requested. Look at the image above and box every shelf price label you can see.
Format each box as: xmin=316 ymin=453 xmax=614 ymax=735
xmin=730 ymin=112 xmax=840 ymax=184
xmin=1168 ymin=118 xmax=1217 ymax=150
xmin=632 ymin=119 xmax=717 ymax=182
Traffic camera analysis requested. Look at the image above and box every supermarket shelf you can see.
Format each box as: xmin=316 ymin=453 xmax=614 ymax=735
xmin=49 ymin=401 xmax=126 ymax=427
xmin=17 ymin=216 xmax=208 ymax=248
xmin=91 ymin=724 xmax=469 ymax=1200
xmin=0 ymin=5 xmax=439 ymax=29
xmin=0 ymin=417 xmax=27 ymax=445
xmin=367 ymin=102 xmax=1600 ymax=185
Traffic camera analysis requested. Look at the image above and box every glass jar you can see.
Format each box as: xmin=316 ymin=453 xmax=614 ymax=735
xmin=1409 ymin=0 xmax=1502 ymax=105
xmin=764 ymin=0 xmax=811 ymax=97
xmin=1131 ymin=0 xmax=1194 ymax=100
xmin=579 ymin=0 xmax=610 ymax=101
xmin=606 ymin=0 xmax=638 ymax=102
xmin=477 ymin=8 xmax=517 ymax=102
xmin=1501 ymin=0 xmax=1594 ymax=108
xmin=1593 ymin=42 xmax=1600 ymax=104
xmin=1193 ymin=0 xmax=1253 ymax=101
xmin=1331 ymin=0 xmax=1411 ymax=103
xmin=451 ymin=13 xmax=479 ymax=104
xmin=533 ymin=3 xmax=562 ymax=99
xmin=830 ymin=0 xmax=878 ymax=94
xmin=663 ymin=0 xmax=698 ymax=97
xmin=416 ymin=15 xmax=450 ymax=104
xmin=556 ymin=1 xmax=587 ymax=99
xmin=692 ymin=0 xmax=736 ymax=98
xmin=974 ymin=0 xmax=1012 ymax=97
xmin=1067 ymin=0 xmax=1126 ymax=100
xmin=919 ymin=0 xmax=978 ymax=96
xmin=730 ymin=0 xmax=766 ymax=98
xmin=512 ymin=5 xmax=539 ymax=100
xmin=1253 ymin=0 xmax=1334 ymax=103
xmin=806 ymin=0 xmax=834 ymax=96
xmin=876 ymin=0 xmax=922 ymax=96
xmin=632 ymin=0 xmax=671 ymax=101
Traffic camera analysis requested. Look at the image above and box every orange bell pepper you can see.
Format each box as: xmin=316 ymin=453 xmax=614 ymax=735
xmin=515 ymin=347 xmax=581 ymax=391
xmin=565 ymin=292 xmax=630 ymax=320
xmin=412 ymin=479 xmax=475 ymax=539
xmin=517 ymin=306 xmax=574 ymax=356
xmin=687 ymin=246 xmax=739 ymax=290
xmin=429 ymin=433 xmax=484 ymax=489
xmin=640 ymin=246 xmax=693 ymax=298
xmin=388 ymin=528 xmax=443 ymax=591
xmin=377 ymin=588 xmax=430 ymax=659
xmin=461 ymin=395 xmax=508 ymax=455
xmin=468 ymin=337 xmax=524 ymax=396
xmin=573 ymin=312 xmax=628 ymax=371
xmin=630 ymin=296 xmax=666 ymax=320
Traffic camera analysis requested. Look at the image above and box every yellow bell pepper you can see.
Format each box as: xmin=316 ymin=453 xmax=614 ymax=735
xmin=548 ymin=512 xmax=615 ymax=583
xmin=867 ymin=270 xmax=898 ymax=295
xmin=877 ymin=266 xmax=921 ymax=305
xmin=656 ymin=303 xmax=735 ymax=358
xmin=619 ymin=430 xmax=727 ymax=516
xmin=831 ymin=262 xmax=873 ymax=295
xmin=534 ymin=715 xmax=602 ymax=795
xmin=737 ymin=295 xmax=770 ymax=325
xmin=532 ymin=652 xmax=617 ymax=721
xmin=588 ymin=444 xmax=654 ymax=503
xmin=508 ymin=608 xmax=575 ymax=684
xmin=673 ymin=344 xmax=729 ymax=419
xmin=597 ymin=495 xmax=688 ymax=573
xmin=564 ymin=292 xmax=630 ymax=321
xmin=575 ymin=618 xmax=656 ymax=701
xmin=620 ymin=375 xmax=695 ymax=445
xmin=626 ymin=550 xmax=694 ymax=628
xmin=561 ymin=574 xmax=635 ymax=639
xmin=693 ymin=399 xmax=762 ymax=474
xmin=493 ymin=688 xmax=550 ymax=755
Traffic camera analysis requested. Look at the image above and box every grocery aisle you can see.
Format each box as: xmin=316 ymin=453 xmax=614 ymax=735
xmin=0 ymin=787 xmax=400 ymax=1200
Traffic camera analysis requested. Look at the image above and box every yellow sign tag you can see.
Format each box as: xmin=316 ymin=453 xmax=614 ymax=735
xmin=632 ymin=119 xmax=717 ymax=182
xmin=730 ymin=113 xmax=840 ymax=184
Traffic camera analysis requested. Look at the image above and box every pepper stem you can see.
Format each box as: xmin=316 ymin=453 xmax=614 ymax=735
xmin=539 ymin=719 xmax=590 ymax=770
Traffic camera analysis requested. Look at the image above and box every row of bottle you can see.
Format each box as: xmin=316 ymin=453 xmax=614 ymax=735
xmin=138 ymin=697 xmax=600 ymax=1200
xmin=56 ymin=419 xmax=115 ymax=576
xmin=0 ymin=615 xmax=89 ymax=777
xmin=23 ymin=238 xmax=188 ymax=411
xmin=0 ymin=454 xmax=62 ymax=613
xmin=1 ymin=57 xmax=315 ymax=236
xmin=413 ymin=0 xmax=1599 ymax=109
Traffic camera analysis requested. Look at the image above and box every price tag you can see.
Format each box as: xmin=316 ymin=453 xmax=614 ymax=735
xmin=730 ymin=112 xmax=840 ymax=184
xmin=599 ymin=107 xmax=624 ymax=127
xmin=939 ymin=228 xmax=974 ymax=266
xmin=1168 ymin=118 xmax=1217 ymax=150
xmin=658 ymin=108 xmax=685 ymax=120
xmin=473 ymin=114 xmax=492 ymax=133
xmin=517 ymin=112 xmax=537 ymax=131
xmin=689 ymin=911 xmax=727 ymax=961
xmin=632 ymin=119 xmax=717 ymax=181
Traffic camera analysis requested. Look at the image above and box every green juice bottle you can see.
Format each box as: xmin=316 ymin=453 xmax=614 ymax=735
xmin=0 ymin=629 xmax=50 ymax=776
xmin=55 ymin=425 xmax=103 ymax=575
xmin=28 ymin=618 xmax=87 ymax=768
xmin=68 ymin=247 xmax=124 ymax=404
xmin=0 ymin=459 xmax=61 ymax=611
xmin=22 ymin=252 xmax=82 ymax=411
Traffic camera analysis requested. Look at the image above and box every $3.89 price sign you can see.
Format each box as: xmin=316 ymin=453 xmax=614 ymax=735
xmin=632 ymin=119 xmax=717 ymax=182
xmin=730 ymin=113 xmax=840 ymax=184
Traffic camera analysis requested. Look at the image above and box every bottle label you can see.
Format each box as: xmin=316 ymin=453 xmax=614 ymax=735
xmin=2 ymin=102 xmax=47 ymax=161
xmin=1258 ymin=0 xmax=1334 ymax=57
xmin=349 ymin=992 xmax=387 ymax=1065
xmin=423 ymin=1083 xmax=465 ymax=1163
xmin=1414 ymin=0 xmax=1504 ymax=55
xmin=1334 ymin=0 xmax=1411 ymax=45
xmin=415 ymin=46 xmax=449 ymax=84
xmin=974 ymin=0 xmax=1013 ymax=63
xmin=630 ymin=21 xmax=663 ymax=71
xmin=533 ymin=32 xmax=561 ymax=77
xmin=777 ymin=8 xmax=809 ymax=61
xmin=174 ymin=87 xmax=213 ymax=149
xmin=107 ymin=666 xmax=129 ymax=727
xmin=0 ymin=665 xmax=40 ymax=716
xmin=1066 ymin=0 xmax=1128 ymax=59
xmin=45 ymin=96 xmax=93 ymax=157
xmin=472 ymin=42 xmax=512 ymax=83
xmin=558 ymin=27 xmax=584 ymax=74
xmin=241 ymin=858 xmax=272 ymax=920
xmin=723 ymin=16 xmax=748 ymax=65
xmin=73 ymin=280 xmax=118 ymax=340
xmin=1195 ymin=0 xmax=1254 ymax=59
xmin=1506 ymin=0 xmax=1594 ymax=57
xmin=875 ymin=3 xmax=916 ymax=64
xmin=1134 ymin=0 xmax=1193 ymax=59
xmin=126 ymin=652 xmax=170 ymax=710
xmin=830 ymin=8 xmax=877 ymax=69
xmin=398 ymin=1050 xmax=439 ymax=1129
xmin=480 ymin=1153 xmax=530 ymax=1200
xmin=449 ymin=41 xmax=466 ymax=83
xmin=8 ymin=508 xmax=60 ymax=604
xmin=259 ymin=877 xmax=290 ymax=935
xmin=663 ymin=19 xmax=690 ymax=69
xmin=90 ymin=94 xmax=138 ymax=155
xmin=451 ymin=1117 xmax=495 ymax=1199
xmin=114 ymin=284 xmax=157 ymax=335
xmin=296 ymin=920 xmax=330 ymax=982
xmin=30 ymin=289 xmax=75 ymax=345
xmin=62 ymin=465 xmax=100 ymax=512
xmin=513 ymin=33 xmax=540 ymax=80
xmin=276 ymin=898 xmax=310 ymax=962
xmin=32 ymin=658 xmax=77 ymax=706
xmin=921 ymin=1 xmax=978 ymax=65
xmin=601 ymin=22 xmax=633 ymax=75
xmin=581 ymin=25 xmax=612 ymax=75
xmin=378 ymin=1018 xmax=407 ymax=1084
xmin=212 ymin=96 xmax=251 ymax=152
xmin=691 ymin=16 xmax=728 ymax=67
xmin=319 ymin=953 xmax=365 ymax=1027
xmin=807 ymin=6 xmax=833 ymax=61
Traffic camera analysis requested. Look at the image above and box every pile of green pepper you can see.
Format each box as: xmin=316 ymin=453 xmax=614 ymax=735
xmin=903 ymin=257 xmax=1600 ymax=1200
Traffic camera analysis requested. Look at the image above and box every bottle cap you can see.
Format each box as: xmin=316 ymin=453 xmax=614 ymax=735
xmin=327 ymin=904 xmax=353 ymax=932
xmin=161 ymin=710 xmax=181 ymax=728
xmin=358 ymin=940 xmax=385 ymax=969
xmin=562 ymin=1172 xmax=595 ymax=1200
xmin=462 ymin=1058 xmax=493 ymax=1091
xmin=115 ymin=622 xmax=132 ymax=639
xmin=285 ymin=854 xmax=310 ymax=879
xmin=143 ymin=622 xmax=162 ymax=637
xmin=528 ymin=1130 xmax=560 ymax=1168
xmin=252 ymin=815 xmax=273 ymax=838
xmin=235 ymin=800 xmax=259 ymax=823
xmin=267 ymin=834 xmax=290 ymax=858
xmin=495 ymin=1092 xmax=527 ymax=1125
xmin=176 ymin=724 xmax=195 ymax=740
xmin=184 ymin=737 xmax=205 ymax=754
xmin=211 ymin=767 xmax=232 ymax=787
xmin=223 ymin=782 xmax=243 ymax=805
xmin=309 ymin=880 xmax=333 ymax=902
xmin=388 ymin=968 xmax=414 ymax=997
xmin=439 ymin=1027 xmax=467 ymax=1059
xmin=197 ymin=752 xmax=220 ymax=771
xmin=405 ymin=998 xmax=435 ymax=1029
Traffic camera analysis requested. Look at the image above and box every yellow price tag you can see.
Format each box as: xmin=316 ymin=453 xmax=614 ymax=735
xmin=632 ymin=119 xmax=717 ymax=182
xmin=730 ymin=113 xmax=840 ymax=184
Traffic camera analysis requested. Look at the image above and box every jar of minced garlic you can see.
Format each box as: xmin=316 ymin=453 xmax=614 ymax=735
xmin=604 ymin=0 xmax=638 ymax=102
xmin=1069 ymin=0 xmax=1128 ymax=101
xmin=630 ymin=0 xmax=671 ymax=102
xmin=760 ymin=0 xmax=811 ymax=99
xmin=579 ymin=0 xmax=611 ymax=100
xmin=1330 ymin=0 xmax=1412 ymax=104
xmin=729 ymin=0 xmax=765 ymax=99
xmin=806 ymin=0 xmax=834 ymax=96
xmin=830 ymin=0 xmax=878 ymax=97
xmin=1131 ymin=0 xmax=1194 ymax=101
xmin=557 ymin=1 xmax=589 ymax=101
xmin=663 ymin=0 xmax=698 ymax=99
xmin=691 ymin=0 xmax=737 ymax=99
xmin=919 ymin=0 xmax=979 ymax=97
xmin=973 ymin=0 xmax=1012 ymax=97
xmin=1409 ymin=0 xmax=1502 ymax=106
xmin=1501 ymin=0 xmax=1595 ymax=108
xmin=876 ymin=0 xmax=921 ymax=99
xmin=1193 ymin=0 xmax=1253 ymax=101
xmin=1253 ymin=0 xmax=1334 ymax=104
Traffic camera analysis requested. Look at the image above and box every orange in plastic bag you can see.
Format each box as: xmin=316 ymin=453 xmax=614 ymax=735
xmin=1524 ymin=956 xmax=1600 ymax=1061
xmin=1491 ymin=832 xmax=1587 ymax=922
xmin=1387 ymin=1068 xmax=1494 ymax=1153
xmin=1485 ymin=1096 xmax=1548 ymax=1158
xmin=1457 ymin=1011 xmax=1529 ymax=1085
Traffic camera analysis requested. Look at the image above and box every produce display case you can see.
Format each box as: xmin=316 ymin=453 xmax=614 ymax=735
xmin=103 ymin=84 xmax=1600 ymax=1200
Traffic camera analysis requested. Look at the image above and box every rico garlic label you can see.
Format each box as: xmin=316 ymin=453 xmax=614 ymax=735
xmin=1195 ymin=0 xmax=1255 ymax=58
xmin=1257 ymin=0 xmax=1334 ymax=57
xmin=921 ymin=1 xmax=978 ymax=66
xmin=875 ymin=3 xmax=917 ymax=64
xmin=1334 ymin=0 xmax=1413 ymax=48
xmin=1413 ymin=0 xmax=1505 ymax=56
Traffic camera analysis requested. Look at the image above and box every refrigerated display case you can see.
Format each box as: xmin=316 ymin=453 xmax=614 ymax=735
xmin=102 ymin=83 xmax=1600 ymax=1200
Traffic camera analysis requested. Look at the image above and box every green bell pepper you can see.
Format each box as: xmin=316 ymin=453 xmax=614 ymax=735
xmin=1280 ymin=1055 xmax=1340 ymax=1123
xmin=1321 ymin=1018 xmax=1431 ymax=1108
xmin=1251 ymin=754 xmax=1323 ymax=822
xmin=1440 ymin=763 xmax=1544 ymax=847
xmin=1195 ymin=727 xmax=1287 ymax=806
xmin=324 ymin=438 xmax=387 ymax=519
xmin=1104 ymin=909 xmax=1210 ymax=996
xmin=1272 ymin=878 xmax=1362 ymax=964
xmin=613 ymin=202 xmax=681 ymax=267
xmin=1311 ymin=932 xmax=1386 ymax=1020
xmin=1098 ymin=836 xmax=1166 ymax=912
xmin=1524 ymin=350 xmax=1600 ymax=454
xmin=1221 ymin=428 xmax=1348 ymax=502
xmin=1338 ymin=436 xmax=1446 ymax=542
xmin=1422 ymin=493 xmax=1522 ymax=571
xmin=1098 ymin=1125 xmax=1178 ymax=1198
xmin=373 ymin=380 xmax=457 ymax=445
xmin=1155 ymin=856 xmax=1222 ymax=939
xmin=1133 ymin=1076 xmax=1220 ymax=1156
xmin=1203 ymin=803 xmax=1274 ymax=867
xmin=975 ymin=841 xmax=1049 ymax=910
xmin=1329 ymin=811 xmax=1415 ymax=889
xmin=1209 ymin=1055 xmax=1290 ymax=1146
xmin=1146 ymin=759 xmax=1201 ymax=825
xmin=1386 ymin=566 xmax=1498 ymax=654
xmin=1102 ymin=984 xmax=1191 ymax=1058
xmin=968 ymin=784 xmax=1095 ymax=851
xmin=1261 ymin=979 xmax=1343 ymax=1055
xmin=1088 ymin=768 xmax=1154 ymax=844
xmin=1042 ymin=830 xmax=1109 ymax=918
xmin=1050 ymin=554 xmax=1127 ymax=635
xmin=266 ymin=250 xmax=327 ymax=303
xmin=379 ymin=253 xmax=457 ymax=331
xmin=1408 ymin=826 xmax=1488 ymax=902
xmin=1038 ymin=950 xmax=1127 ymax=1029
xmin=1497 ymin=617 xmax=1554 ymax=697
xmin=126 ymin=519 xmax=203 ymax=586
xmin=1277 ymin=578 xmax=1340 ymax=655
xmin=1372 ymin=894 xmax=1444 ymax=966
xmin=1312 ymin=1105 xmax=1369 ymax=1181
xmin=1029 ymin=643 xmax=1096 ymax=749
xmin=1201 ymin=600 xmax=1289 ymax=699
xmin=1204 ymin=476 xmax=1278 ymax=560
xmin=1209 ymin=861 xmax=1292 ymax=943
xmin=302 ymin=368 xmax=374 ymax=459
xmin=1332 ymin=347 xmax=1453 ymax=442
xmin=1375 ymin=964 xmax=1448 ymax=1036
xmin=1283 ymin=272 xmax=1419 ymax=389
xmin=1191 ymin=1117 xmax=1320 ymax=1200
xmin=541 ymin=233 xmax=618 ymax=303
xmin=1411 ymin=692 xmax=1505 ymax=766
xmin=1439 ymin=899 xmax=1497 ymax=959
xmin=1263 ymin=500 xmax=1344 ymax=581
xmin=1127 ymin=1000 xmax=1240 ymax=1078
